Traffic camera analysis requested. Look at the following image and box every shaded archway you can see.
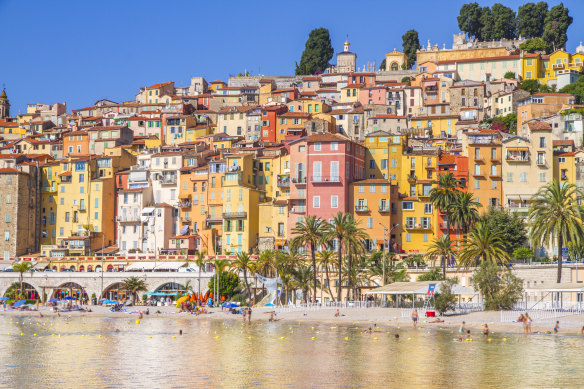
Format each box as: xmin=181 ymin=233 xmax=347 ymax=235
xmin=79 ymin=265 xmax=85 ymax=272
xmin=101 ymin=282 xmax=129 ymax=301
xmin=391 ymin=62 xmax=399 ymax=71
xmin=3 ymin=282 xmax=40 ymax=300
xmin=52 ymin=282 xmax=87 ymax=301
xmin=154 ymin=282 xmax=185 ymax=294
xmin=87 ymin=265 xmax=93 ymax=272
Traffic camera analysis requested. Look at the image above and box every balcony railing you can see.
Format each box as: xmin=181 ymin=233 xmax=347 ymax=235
xmin=379 ymin=205 xmax=390 ymax=212
xmin=205 ymin=215 xmax=222 ymax=222
xmin=507 ymin=202 xmax=530 ymax=209
xmin=116 ymin=216 xmax=141 ymax=223
xmin=406 ymin=223 xmax=432 ymax=230
xmin=552 ymin=63 xmax=565 ymax=69
xmin=41 ymin=186 xmax=57 ymax=193
xmin=311 ymin=176 xmax=341 ymax=183
xmin=277 ymin=175 xmax=290 ymax=187
xmin=292 ymin=176 xmax=307 ymax=184
xmin=159 ymin=176 xmax=177 ymax=184
xmin=506 ymin=153 xmax=529 ymax=162
xmin=290 ymin=207 xmax=306 ymax=213
xmin=222 ymin=212 xmax=247 ymax=219
xmin=536 ymin=159 xmax=546 ymax=166
xmin=178 ymin=202 xmax=191 ymax=208
xmin=472 ymin=169 xmax=484 ymax=177
xmin=407 ymin=174 xmax=417 ymax=182
xmin=355 ymin=205 xmax=368 ymax=212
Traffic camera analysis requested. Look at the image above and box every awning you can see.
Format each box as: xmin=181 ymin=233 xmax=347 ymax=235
xmin=142 ymin=207 xmax=155 ymax=214
xmin=506 ymin=147 xmax=529 ymax=151
xmin=365 ymin=281 xmax=476 ymax=295
xmin=110 ymin=262 xmax=127 ymax=266
xmin=154 ymin=261 xmax=187 ymax=271
xmin=33 ymin=263 xmax=49 ymax=270
xmin=125 ymin=262 xmax=157 ymax=271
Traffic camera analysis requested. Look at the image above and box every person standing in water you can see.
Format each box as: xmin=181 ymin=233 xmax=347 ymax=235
xmin=412 ymin=309 xmax=418 ymax=329
xmin=459 ymin=321 xmax=466 ymax=333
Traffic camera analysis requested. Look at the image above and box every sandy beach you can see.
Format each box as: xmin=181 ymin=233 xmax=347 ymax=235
xmin=2 ymin=305 xmax=584 ymax=335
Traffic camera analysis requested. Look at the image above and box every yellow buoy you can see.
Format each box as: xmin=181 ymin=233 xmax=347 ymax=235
xmin=81 ymin=335 xmax=85 ymax=337
xmin=248 ymin=336 xmax=252 ymax=339
xmin=215 ymin=336 xmax=219 ymax=339
xmin=407 ymin=337 xmax=412 ymax=340
xmin=136 ymin=320 xmax=140 ymax=324
xmin=7 ymin=333 xmax=10 ymax=335
xmin=374 ymin=337 xmax=378 ymax=340
xmin=98 ymin=335 xmax=102 ymax=338
xmin=311 ymin=337 xmax=315 ymax=340
xmin=149 ymin=336 xmax=152 ymax=338
xmin=345 ymin=337 xmax=349 ymax=340
xmin=280 ymin=337 xmax=285 ymax=340
xmin=20 ymin=333 xmax=23 ymax=336
xmin=172 ymin=336 xmax=176 ymax=339
xmin=488 ymin=338 xmax=492 ymax=342
xmin=33 ymin=334 xmax=37 ymax=337
xmin=503 ymin=338 xmax=507 ymax=342
xmin=515 ymin=338 xmax=518 ymax=342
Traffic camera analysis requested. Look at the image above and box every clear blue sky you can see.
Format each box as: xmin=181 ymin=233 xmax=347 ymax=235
xmin=1 ymin=0 xmax=583 ymax=114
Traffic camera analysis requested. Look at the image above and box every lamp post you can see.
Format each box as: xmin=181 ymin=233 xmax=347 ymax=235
xmin=379 ymin=223 xmax=399 ymax=286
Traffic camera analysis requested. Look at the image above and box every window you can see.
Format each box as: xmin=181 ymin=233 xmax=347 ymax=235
xmin=537 ymin=152 xmax=545 ymax=165
xmin=424 ymin=203 xmax=433 ymax=214
xmin=474 ymin=180 xmax=480 ymax=189
xmin=402 ymin=201 xmax=413 ymax=210
xmin=520 ymin=172 xmax=527 ymax=182
xmin=539 ymin=172 xmax=546 ymax=182
xmin=423 ymin=233 xmax=429 ymax=242
xmin=366 ymin=217 xmax=373 ymax=229
xmin=506 ymin=172 xmax=513 ymax=182
xmin=359 ymin=184 xmax=364 ymax=193
xmin=331 ymin=142 xmax=338 ymax=151
xmin=331 ymin=195 xmax=338 ymax=208
xmin=314 ymin=142 xmax=321 ymax=151
xmin=5 ymin=214 xmax=10 ymax=223
xmin=370 ymin=185 xmax=375 ymax=193
xmin=313 ymin=196 xmax=320 ymax=208
xmin=4 ymin=232 xmax=8 ymax=241
xmin=539 ymin=137 xmax=546 ymax=148
xmin=406 ymin=233 xmax=411 ymax=242
xmin=381 ymin=184 xmax=387 ymax=193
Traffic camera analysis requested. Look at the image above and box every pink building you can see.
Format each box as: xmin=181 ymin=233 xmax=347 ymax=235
xmin=359 ymin=86 xmax=388 ymax=106
xmin=287 ymin=133 xmax=366 ymax=241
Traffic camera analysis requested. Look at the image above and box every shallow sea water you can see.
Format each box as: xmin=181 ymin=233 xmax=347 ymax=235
xmin=0 ymin=314 xmax=582 ymax=388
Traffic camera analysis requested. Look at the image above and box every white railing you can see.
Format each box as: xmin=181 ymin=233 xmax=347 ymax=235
xmin=500 ymin=307 xmax=584 ymax=322
xmin=275 ymin=300 xmax=384 ymax=313
xmin=400 ymin=302 xmax=483 ymax=317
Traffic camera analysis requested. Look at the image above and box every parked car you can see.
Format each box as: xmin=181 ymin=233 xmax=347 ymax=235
xmin=44 ymin=269 xmax=56 ymax=272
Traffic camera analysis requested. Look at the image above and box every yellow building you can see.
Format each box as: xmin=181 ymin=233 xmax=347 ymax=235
xmin=411 ymin=115 xmax=458 ymax=138
xmin=340 ymin=84 xmax=362 ymax=103
xmin=222 ymin=154 xmax=260 ymax=254
xmin=522 ymin=51 xmax=584 ymax=84
xmin=257 ymin=147 xmax=290 ymax=251
xmin=40 ymin=161 xmax=61 ymax=247
xmin=364 ymin=131 xmax=405 ymax=183
xmin=398 ymin=149 xmax=439 ymax=254
xmin=184 ymin=125 xmax=213 ymax=143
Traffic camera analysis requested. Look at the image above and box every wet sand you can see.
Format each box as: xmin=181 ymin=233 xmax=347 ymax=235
xmin=2 ymin=305 xmax=584 ymax=335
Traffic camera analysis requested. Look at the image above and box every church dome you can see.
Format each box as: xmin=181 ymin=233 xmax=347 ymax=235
xmin=0 ymin=89 xmax=6 ymax=99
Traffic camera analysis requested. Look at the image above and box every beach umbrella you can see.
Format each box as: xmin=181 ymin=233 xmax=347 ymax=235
xmin=176 ymin=296 xmax=189 ymax=305
xmin=13 ymin=300 xmax=26 ymax=308
xmin=48 ymin=298 xmax=59 ymax=303
xmin=64 ymin=296 xmax=75 ymax=300
xmin=0 ymin=297 xmax=9 ymax=301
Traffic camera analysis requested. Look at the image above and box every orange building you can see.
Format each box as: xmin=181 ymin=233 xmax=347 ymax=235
xmin=63 ymin=130 xmax=89 ymax=157
xmin=349 ymin=179 xmax=400 ymax=253
xmin=466 ymin=130 xmax=503 ymax=211
xmin=436 ymin=153 xmax=469 ymax=244
xmin=276 ymin=112 xmax=310 ymax=143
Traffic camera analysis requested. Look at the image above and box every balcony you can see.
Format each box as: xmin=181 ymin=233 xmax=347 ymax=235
xmin=473 ymin=155 xmax=485 ymax=162
xmin=116 ymin=215 xmax=141 ymax=223
xmin=292 ymin=176 xmax=307 ymax=184
xmin=310 ymin=176 xmax=341 ymax=183
xmin=471 ymin=169 xmax=484 ymax=177
xmin=222 ymin=212 xmax=247 ymax=219
xmin=41 ymin=186 xmax=57 ymax=193
xmin=425 ymin=164 xmax=435 ymax=170
xmin=277 ymin=175 xmax=290 ymax=187
xmin=290 ymin=206 xmax=306 ymax=213
xmin=507 ymin=202 xmax=530 ymax=209
xmin=561 ymin=175 xmax=568 ymax=181
xmin=552 ymin=63 xmax=565 ymax=69
xmin=506 ymin=152 xmax=529 ymax=162
xmin=407 ymin=174 xmax=417 ymax=182
xmin=181 ymin=217 xmax=191 ymax=223
xmin=536 ymin=159 xmax=546 ymax=167
xmin=159 ymin=176 xmax=177 ymax=184
xmin=406 ymin=223 xmax=432 ymax=230
xmin=419 ymin=191 xmax=432 ymax=198
xmin=205 ymin=215 xmax=222 ymax=223
xmin=379 ymin=205 xmax=390 ymax=212
xmin=489 ymin=173 xmax=502 ymax=180
xmin=355 ymin=205 xmax=368 ymax=212
xmin=178 ymin=201 xmax=191 ymax=208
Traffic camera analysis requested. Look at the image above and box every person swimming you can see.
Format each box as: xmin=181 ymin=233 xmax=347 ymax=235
xmin=553 ymin=321 xmax=559 ymax=334
xmin=483 ymin=324 xmax=489 ymax=336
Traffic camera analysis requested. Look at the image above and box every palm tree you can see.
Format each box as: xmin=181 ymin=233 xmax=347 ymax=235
xmin=182 ymin=280 xmax=194 ymax=293
xmin=529 ymin=180 xmax=584 ymax=283
xmin=120 ymin=276 xmax=148 ymax=305
xmin=430 ymin=172 xmax=459 ymax=236
xmin=292 ymin=266 xmax=317 ymax=303
xmin=458 ymin=221 xmax=510 ymax=268
xmin=291 ymin=216 xmax=327 ymax=302
xmin=231 ymin=252 xmax=254 ymax=298
xmin=193 ymin=250 xmax=206 ymax=299
xmin=12 ymin=261 xmax=33 ymax=298
xmin=343 ymin=217 xmax=369 ymax=300
xmin=323 ymin=212 xmax=354 ymax=302
xmin=450 ymin=192 xmax=482 ymax=235
xmin=317 ymin=250 xmax=336 ymax=302
xmin=255 ymin=250 xmax=277 ymax=277
xmin=425 ymin=235 xmax=456 ymax=279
